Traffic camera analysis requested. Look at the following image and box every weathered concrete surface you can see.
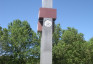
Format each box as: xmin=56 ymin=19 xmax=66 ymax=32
xmin=40 ymin=18 xmax=52 ymax=64
xmin=42 ymin=0 xmax=52 ymax=8
xmin=40 ymin=0 xmax=53 ymax=64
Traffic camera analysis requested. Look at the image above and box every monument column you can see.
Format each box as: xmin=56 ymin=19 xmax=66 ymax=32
xmin=40 ymin=18 xmax=52 ymax=64
xmin=37 ymin=0 xmax=57 ymax=64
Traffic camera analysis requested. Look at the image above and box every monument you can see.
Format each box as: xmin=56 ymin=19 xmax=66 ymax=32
xmin=37 ymin=0 xmax=57 ymax=64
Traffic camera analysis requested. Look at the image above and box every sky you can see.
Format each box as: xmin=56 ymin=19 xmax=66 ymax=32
xmin=0 ymin=0 xmax=93 ymax=41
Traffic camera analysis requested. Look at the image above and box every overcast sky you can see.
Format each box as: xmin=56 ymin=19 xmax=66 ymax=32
xmin=0 ymin=0 xmax=93 ymax=41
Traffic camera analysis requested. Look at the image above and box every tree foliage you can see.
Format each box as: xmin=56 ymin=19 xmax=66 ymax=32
xmin=53 ymin=24 xmax=93 ymax=64
xmin=0 ymin=20 xmax=40 ymax=64
xmin=0 ymin=20 xmax=93 ymax=64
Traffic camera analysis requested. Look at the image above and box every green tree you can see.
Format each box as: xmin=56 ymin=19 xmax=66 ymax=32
xmin=0 ymin=20 xmax=39 ymax=64
xmin=1 ymin=21 xmax=93 ymax=64
xmin=53 ymin=25 xmax=91 ymax=64
xmin=62 ymin=27 xmax=85 ymax=44
xmin=88 ymin=37 xmax=93 ymax=64
xmin=53 ymin=24 xmax=62 ymax=45
xmin=0 ymin=27 xmax=9 ymax=55
xmin=0 ymin=26 xmax=3 ymax=55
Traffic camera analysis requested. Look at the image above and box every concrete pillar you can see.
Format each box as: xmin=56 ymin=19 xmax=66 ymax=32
xmin=40 ymin=18 xmax=53 ymax=64
xmin=42 ymin=0 xmax=52 ymax=8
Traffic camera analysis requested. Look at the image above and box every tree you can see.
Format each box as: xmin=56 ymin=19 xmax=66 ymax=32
xmin=0 ymin=26 xmax=3 ymax=55
xmin=0 ymin=20 xmax=39 ymax=63
xmin=53 ymin=24 xmax=62 ymax=45
xmin=62 ymin=27 xmax=85 ymax=44
xmin=1 ymin=21 xmax=93 ymax=64
xmin=0 ymin=26 xmax=9 ymax=55
xmin=53 ymin=25 xmax=91 ymax=64
xmin=88 ymin=37 xmax=93 ymax=64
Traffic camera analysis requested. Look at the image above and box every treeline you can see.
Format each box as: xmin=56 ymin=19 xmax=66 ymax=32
xmin=0 ymin=20 xmax=93 ymax=64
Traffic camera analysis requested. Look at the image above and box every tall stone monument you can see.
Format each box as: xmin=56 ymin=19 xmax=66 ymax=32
xmin=37 ymin=0 xmax=57 ymax=64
